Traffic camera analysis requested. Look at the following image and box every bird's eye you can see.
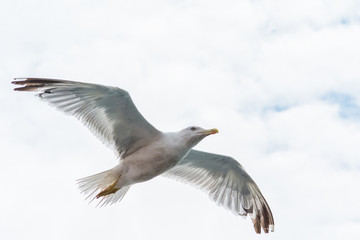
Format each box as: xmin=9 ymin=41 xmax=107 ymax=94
xmin=190 ymin=127 xmax=196 ymax=131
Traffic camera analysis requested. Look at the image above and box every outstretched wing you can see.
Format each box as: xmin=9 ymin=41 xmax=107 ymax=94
xmin=13 ymin=78 xmax=160 ymax=158
xmin=163 ymin=149 xmax=274 ymax=234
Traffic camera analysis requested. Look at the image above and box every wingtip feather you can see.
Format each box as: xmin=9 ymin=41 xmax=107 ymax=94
xmin=11 ymin=78 xmax=66 ymax=91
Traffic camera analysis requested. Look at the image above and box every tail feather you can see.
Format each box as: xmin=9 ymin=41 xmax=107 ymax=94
xmin=96 ymin=187 xmax=130 ymax=207
xmin=77 ymin=169 xmax=130 ymax=207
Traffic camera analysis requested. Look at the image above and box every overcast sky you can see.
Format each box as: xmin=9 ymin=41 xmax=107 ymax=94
xmin=1 ymin=0 xmax=360 ymax=239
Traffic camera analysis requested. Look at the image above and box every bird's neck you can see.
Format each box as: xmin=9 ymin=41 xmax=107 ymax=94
xmin=161 ymin=132 xmax=192 ymax=162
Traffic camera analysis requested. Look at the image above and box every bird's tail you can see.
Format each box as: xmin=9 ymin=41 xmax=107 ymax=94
xmin=77 ymin=169 xmax=130 ymax=207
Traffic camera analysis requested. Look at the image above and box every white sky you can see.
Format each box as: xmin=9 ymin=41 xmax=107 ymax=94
xmin=1 ymin=0 xmax=360 ymax=239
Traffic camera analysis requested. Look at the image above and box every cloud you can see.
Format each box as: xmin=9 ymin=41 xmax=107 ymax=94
xmin=323 ymin=92 xmax=360 ymax=119
xmin=1 ymin=0 xmax=360 ymax=239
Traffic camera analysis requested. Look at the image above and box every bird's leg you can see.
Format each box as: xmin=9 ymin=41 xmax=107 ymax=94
xmin=96 ymin=179 xmax=119 ymax=198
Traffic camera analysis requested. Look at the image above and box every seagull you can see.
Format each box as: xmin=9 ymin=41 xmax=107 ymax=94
xmin=12 ymin=78 xmax=274 ymax=234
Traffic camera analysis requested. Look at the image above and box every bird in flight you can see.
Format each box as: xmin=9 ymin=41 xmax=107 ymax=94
xmin=12 ymin=78 xmax=274 ymax=234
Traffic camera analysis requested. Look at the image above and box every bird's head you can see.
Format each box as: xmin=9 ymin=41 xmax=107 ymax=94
xmin=179 ymin=126 xmax=219 ymax=148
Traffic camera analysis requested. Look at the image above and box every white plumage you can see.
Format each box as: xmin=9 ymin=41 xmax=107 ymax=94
xmin=13 ymin=78 xmax=274 ymax=234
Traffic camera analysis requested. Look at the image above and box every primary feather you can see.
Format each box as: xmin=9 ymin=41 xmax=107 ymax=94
xmin=163 ymin=150 xmax=274 ymax=233
xmin=13 ymin=78 xmax=160 ymax=157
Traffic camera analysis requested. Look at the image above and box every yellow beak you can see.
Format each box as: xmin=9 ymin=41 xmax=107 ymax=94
xmin=202 ymin=128 xmax=219 ymax=135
